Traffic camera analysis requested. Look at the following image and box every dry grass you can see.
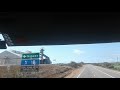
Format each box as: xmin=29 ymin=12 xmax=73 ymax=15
xmin=0 ymin=65 xmax=73 ymax=78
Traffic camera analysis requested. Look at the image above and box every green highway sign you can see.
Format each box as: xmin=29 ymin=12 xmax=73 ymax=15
xmin=22 ymin=53 xmax=39 ymax=59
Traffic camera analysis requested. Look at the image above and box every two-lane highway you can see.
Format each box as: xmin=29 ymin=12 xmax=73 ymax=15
xmin=77 ymin=64 xmax=120 ymax=78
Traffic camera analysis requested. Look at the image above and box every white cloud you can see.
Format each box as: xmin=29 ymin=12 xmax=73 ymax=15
xmin=73 ymin=49 xmax=85 ymax=55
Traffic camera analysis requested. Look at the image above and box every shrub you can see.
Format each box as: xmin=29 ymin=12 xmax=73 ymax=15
xmin=68 ymin=61 xmax=83 ymax=68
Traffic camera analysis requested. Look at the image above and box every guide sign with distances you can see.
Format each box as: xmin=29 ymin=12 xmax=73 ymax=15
xmin=21 ymin=53 xmax=40 ymax=73
xmin=21 ymin=60 xmax=40 ymax=65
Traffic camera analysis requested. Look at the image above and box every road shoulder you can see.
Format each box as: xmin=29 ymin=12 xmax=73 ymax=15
xmin=65 ymin=66 xmax=84 ymax=78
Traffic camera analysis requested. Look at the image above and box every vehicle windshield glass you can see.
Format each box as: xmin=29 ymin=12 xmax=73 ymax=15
xmin=1 ymin=34 xmax=120 ymax=78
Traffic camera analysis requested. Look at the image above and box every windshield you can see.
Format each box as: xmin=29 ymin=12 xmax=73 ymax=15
xmin=1 ymin=34 xmax=120 ymax=78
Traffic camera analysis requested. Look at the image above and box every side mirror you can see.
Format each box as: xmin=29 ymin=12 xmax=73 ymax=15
xmin=0 ymin=41 xmax=7 ymax=49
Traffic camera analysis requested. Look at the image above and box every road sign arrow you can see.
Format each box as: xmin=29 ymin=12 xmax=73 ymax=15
xmin=23 ymin=55 xmax=26 ymax=58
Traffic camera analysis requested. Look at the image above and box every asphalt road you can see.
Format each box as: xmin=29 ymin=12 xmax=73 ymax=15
xmin=77 ymin=64 xmax=120 ymax=78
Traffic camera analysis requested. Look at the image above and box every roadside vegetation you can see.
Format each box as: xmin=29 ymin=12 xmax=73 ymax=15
xmin=0 ymin=65 xmax=73 ymax=78
xmin=93 ymin=62 xmax=120 ymax=71
xmin=57 ymin=61 xmax=84 ymax=68
xmin=0 ymin=61 xmax=84 ymax=78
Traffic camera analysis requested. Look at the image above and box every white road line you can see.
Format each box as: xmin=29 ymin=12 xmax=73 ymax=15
xmin=77 ymin=67 xmax=86 ymax=78
xmin=93 ymin=67 xmax=115 ymax=78
xmin=96 ymin=66 xmax=120 ymax=75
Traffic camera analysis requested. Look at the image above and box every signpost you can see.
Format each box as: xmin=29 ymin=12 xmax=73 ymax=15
xmin=21 ymin=53 xmax=40 ymax=76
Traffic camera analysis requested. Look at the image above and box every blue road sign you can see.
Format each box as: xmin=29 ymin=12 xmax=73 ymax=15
xmin=21 ymin=60 xmax=40 ymax=65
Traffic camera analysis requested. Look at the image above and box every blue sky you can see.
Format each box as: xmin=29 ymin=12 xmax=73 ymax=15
xmin=0 ymin=34 xmax=120 ymax=64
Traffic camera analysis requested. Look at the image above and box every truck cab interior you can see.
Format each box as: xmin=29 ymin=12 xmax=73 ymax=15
xmin=0 ymin=8 xmax=120 ymax=48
